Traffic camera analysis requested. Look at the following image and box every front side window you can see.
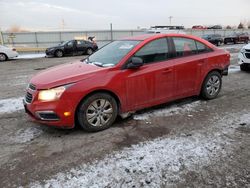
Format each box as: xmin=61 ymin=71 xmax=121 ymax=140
xmin=173 ymin=37 xmax=197 ymax=57
xmin=87 ymin=40 xmax=140 ymax=67
xmin=134 ymin=38 xmax=169 ymax=64
xmin=67 ymin=41 xmax=74 ymax=47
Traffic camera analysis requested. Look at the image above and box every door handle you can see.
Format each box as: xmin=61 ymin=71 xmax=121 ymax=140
xmin=162 ymin=68 xmax=173 ymax=74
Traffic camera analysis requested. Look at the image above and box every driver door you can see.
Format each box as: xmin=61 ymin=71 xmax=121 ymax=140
xmin=123 ymin=38 xmax=175 ymax=110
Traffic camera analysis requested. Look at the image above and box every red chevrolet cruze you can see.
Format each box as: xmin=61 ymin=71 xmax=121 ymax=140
xmin=24 ymin=34 xmax=230 ymax=131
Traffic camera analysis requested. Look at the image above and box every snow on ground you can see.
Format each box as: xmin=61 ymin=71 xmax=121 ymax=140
xmin=0 ymin=97 xmax=24 ymax=114
xmin=229 ymin=65 xmax=241 ymax=73
xmin=0 ymin=127 xmax=43 ymax=144
xmin=133 ymin=101 xmax=202 ymax=120
xmin=16 ymin=53 xmax=45 ymax=59
xmin=29 ymin=112 xmax=249 ymax=188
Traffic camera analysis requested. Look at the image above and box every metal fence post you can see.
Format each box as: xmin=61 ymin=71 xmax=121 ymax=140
xmin=34 ymin=32 xmax=38 ymax=48
xmin=110 ymin=23 xmax=113 ymax=41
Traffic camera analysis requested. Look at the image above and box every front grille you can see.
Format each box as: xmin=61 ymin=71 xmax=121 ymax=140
xmin=25 ymin=92 xmax=33 ymax=103
xmin=245 ymin=49 xmax=250 ymax=52
xmin=245 ymin=53 xmax=250 ymax=59
xmin=29 ymin=83 xmax=36 ymax=91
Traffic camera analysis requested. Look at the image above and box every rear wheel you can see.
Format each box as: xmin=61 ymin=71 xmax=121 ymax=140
xmin=0 ymin=53 xmax=7 ymax=62
xmin=55 ymin=50 xmax=63 ymax=57
xmin=77 ymin=93 xmax=118 ymax=132
xmin=201 ymin=71 xmax=222 ymax=100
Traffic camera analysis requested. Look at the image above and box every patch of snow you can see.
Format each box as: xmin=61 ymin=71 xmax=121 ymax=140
xmin=0 ymin=97 xmax=24 ymax=114
xmin=30 ymin=112 xmax=248 ymax=188
xmin=133 ymin=101 xmax=202 ymax=120
xmin=229 ymin=65 xmax=241 ymax=73
xmin=9 ymin=127 xmax=43 ymax=144
xmin=16 ymin=53 xmax=45 ymax=59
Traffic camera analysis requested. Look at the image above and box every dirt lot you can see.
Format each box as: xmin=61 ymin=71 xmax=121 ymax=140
xmin=0 ymin=45 xmax=249 ymax=188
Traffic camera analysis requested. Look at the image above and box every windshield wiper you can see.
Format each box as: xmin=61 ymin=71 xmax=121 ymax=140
xmin=92 ymin=62 xmax=103 ymax=67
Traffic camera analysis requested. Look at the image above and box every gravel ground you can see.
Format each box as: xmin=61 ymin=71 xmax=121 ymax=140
xmin=0 ymin=45 xmax=249 ymax=188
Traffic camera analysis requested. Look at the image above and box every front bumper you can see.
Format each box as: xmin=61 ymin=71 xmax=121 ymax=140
xmin=23 ymin=91 xmax=75 ymax=128
xmin=238 ymin=52 xmax=250 ymax=65
xmin=45 ymin=50 xmax=55 ymax=56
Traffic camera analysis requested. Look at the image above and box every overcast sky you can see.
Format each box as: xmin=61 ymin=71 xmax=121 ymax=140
xmin=0 ymin=0 xmax=250 ymax=31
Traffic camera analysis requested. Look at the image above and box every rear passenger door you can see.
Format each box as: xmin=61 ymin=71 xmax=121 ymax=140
xmin=171 ymin=37 xmax=209 ymax=97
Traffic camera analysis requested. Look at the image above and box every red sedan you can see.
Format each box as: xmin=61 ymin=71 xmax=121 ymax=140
xmin=24 ymin=34 xmax=230 ymax=131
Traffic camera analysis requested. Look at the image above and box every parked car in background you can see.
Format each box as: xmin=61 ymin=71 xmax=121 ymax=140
xmin=224 ymin=32 xmax=249 ymax=44
xmin=0 ymin=45 xmax=18 ymax=61
xmin=45 ymin=40 xmax=98 ymax=57
xmin=207 ymin=25 xmax=222 ymax=29
xmin=24 ymin=34 xmax=230 ymax=132
xmin=202 ymin=34 xmax=224 ymax=46
xmin=146 ymin=25 xmax=186 ymax=34
xmin=192 ymin=25 xmax=207 ymax=30
xmin=238 ymin=44 xmax=250 ymax=71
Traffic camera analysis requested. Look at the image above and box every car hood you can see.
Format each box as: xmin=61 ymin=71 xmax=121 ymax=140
xmin=243 ymin=44 xmax=250 ymax=50
xmin=30 ymin=60 xmax=105 ymax=89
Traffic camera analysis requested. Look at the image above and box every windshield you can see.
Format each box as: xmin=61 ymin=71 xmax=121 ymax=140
xmin=60 ymin=40 xmax=70 ymax=46
xmin=86 ymin=40 xmax=140 ymax=67
xmin=202 ymin=35 xmax=210 ymax=39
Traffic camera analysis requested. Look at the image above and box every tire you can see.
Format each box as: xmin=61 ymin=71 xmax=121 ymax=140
xmin=55 ymin=50 xmax=63 ymax=58
xmin=77 ymin=93 xmax=118 ymax=132
xmin=201 ymin=71 xmax=222 ymax=100
xmin=216 ymin=41 xmax=221 ymax=46
xmin=0 ymin=53 xmax=7 ymax=62
xmin=240 ymin=64 xmax=249 ymax=71
xmin=86 ymin=48 xmax=93 ymax=55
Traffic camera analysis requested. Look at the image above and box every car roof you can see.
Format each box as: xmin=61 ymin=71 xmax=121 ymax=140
xmin=122 ymin=33 xmax=216 ymax=49
xmin=123 ymin=33 xmax=203 ymax=41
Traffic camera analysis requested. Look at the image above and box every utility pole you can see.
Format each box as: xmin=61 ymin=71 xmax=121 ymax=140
xmin=169 ymin=16 xmax=173 ymax=26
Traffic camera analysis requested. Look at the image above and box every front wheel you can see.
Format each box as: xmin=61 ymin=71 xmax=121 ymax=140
xmin=0 ymin=53 xmax=7 ymax=62
xmin=201 ymin=71 xmax=222 ymax=100
xmin=86 ymin=48 xmax=93 ymax=55
xmin=240 ymin=64 xmax=249 ymax=71
xmin=55 ymin=50 xmax=63 ymax=58
xmin=77 ymin=93 xmax=118 ymax=132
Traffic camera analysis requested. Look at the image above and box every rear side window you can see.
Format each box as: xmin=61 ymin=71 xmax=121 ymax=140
xmin=196 ymin=41 xmax=212 ymax=54
xmin=134 ymin=38 xmax=169 ymax=64
xmin=173 ymin=37 xmax=212 ymax=57
xmin=173 ymin=37 xmax=197 ymax=57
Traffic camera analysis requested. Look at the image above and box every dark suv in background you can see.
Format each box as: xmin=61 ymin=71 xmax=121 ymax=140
xmin=46 ymin=40 xmax=98 ymax=57
xmin=202 ymin=34 xmax=224 ymax=46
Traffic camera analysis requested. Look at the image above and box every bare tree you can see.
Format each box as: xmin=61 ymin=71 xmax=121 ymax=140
xmin=7 ymin=25 xmax=29 ymax=32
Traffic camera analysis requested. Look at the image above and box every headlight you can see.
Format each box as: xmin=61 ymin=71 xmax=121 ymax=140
xmin=38 ymin=86 xmax=66 ymax=102
xmin=240 ymin=48 xmax=245 ymax=53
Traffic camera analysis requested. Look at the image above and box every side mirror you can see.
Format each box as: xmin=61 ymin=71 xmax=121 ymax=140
xmin=127 ymin=57 xmax=144 ymax=69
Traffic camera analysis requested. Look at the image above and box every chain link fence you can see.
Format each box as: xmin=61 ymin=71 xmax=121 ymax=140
xmin=1 ymin=29 xmax=249 ymax=49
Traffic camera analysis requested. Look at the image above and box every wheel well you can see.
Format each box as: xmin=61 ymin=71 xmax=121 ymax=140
xmin=54 ymin=49 xmax=63 ymax=54
xmin=74 ymin=90 xmax=121 ymax=127
xmin=199 ymin=69 xmax=222 ymax=94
